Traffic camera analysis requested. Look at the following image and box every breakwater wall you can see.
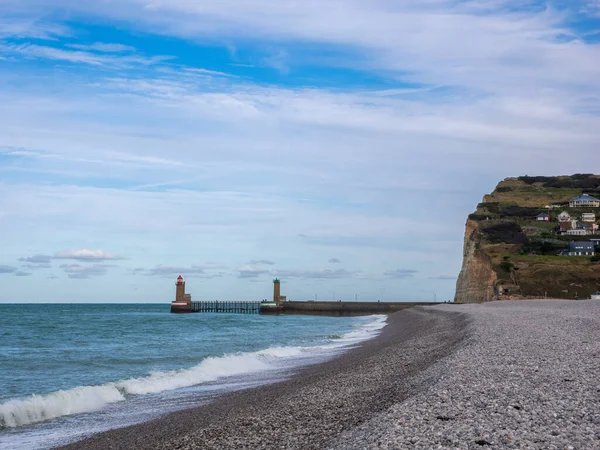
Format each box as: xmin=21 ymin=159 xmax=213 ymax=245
xmin=171 ymin=300 xmax=443 ymax=315
xmin=270 ymin=301 xmax=442 ymax=316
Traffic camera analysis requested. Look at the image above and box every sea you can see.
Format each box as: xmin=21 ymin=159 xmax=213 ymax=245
xmin=0 ymin=304 xmax=386 ymax=450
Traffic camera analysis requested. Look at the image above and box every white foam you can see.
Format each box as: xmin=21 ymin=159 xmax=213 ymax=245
xmin=0 ymin=385 xmax=125 ymax=428
xmin=116 ymin=353 xmax=271 ymax=395
xmin=0 ymin=314 xmax=387 ymax=429
xmin=331 ymin=314 xmax=387 ymax=346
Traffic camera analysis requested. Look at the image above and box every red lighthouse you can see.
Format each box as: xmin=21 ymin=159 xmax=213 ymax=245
xmin=171 ymin=274 xmax=192 ymax=313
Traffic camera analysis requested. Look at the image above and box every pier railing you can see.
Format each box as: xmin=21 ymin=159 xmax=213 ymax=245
xmin=190 ymin=301 xmax=262 ymax=314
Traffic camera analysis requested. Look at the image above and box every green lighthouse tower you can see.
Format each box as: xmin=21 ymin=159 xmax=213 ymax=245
xmin=273 ymin=278 xmax=281 ymax=304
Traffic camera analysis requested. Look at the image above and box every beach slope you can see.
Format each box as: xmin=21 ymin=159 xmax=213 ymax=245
xmin=332 ymin=300 xmax=600 ymax=449
xmin=59 ymin=307 xmax=466 ymax=450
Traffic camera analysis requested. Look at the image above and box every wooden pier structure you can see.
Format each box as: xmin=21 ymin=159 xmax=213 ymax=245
xmin=189 ymin=301 xmax=263 ymax=314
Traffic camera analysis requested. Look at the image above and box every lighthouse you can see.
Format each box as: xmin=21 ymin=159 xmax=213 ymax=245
xmin=273 ymin=278 xmax=287 ymax=304
xmin=171 ymin=275 xmax=192 ymax=313
xmin=175 ymin=275 xmax=185 ymax=302
xmin=273 ymin=278 xmax=280 ymax=303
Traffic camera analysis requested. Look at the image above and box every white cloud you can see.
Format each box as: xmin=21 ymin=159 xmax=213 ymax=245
xmin=67 ymin=42 xmax=136 ymax=53
xmin=53 ymin=249 xmax=125 ymax=261
xmin=276 ymin=268 xmax=357 ymax=279
xmin=60 ymin=263 xmax=113 ymax=279
xmin=0 ymin=16 xmax=72 ymax=40
xmin=237 ymin=266 xmax=271 ymax=278
xmin=383 ymin=269 xmax=418 ymax=279
xmin=182 ymin=67 xmax=236 ymax=77
xmin=18 ymin=254 xmax=52 ymax=264
xmin=247 ymin=259 xmax=275 ymax=265
xmin=261 ymin=49 xmax=289 ymax=74
xmin=0 ymin=42 xmax=173 ymax=67
xmin=17 ymin=0 xmax=595 ymax=95
xmin=23 ymin=263 xmax=52 ymax=270
xmin=145 ymin=264 xmax=226 ymax=278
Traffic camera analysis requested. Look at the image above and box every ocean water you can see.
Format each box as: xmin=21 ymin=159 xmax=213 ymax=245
xmin=0 ymin=304 xmax=386 ymax=449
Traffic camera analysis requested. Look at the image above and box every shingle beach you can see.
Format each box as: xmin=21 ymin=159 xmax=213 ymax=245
xmin=60 ymin=300 xmax=600 ymax=450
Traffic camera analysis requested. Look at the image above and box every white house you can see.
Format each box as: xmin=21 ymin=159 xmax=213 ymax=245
xmin=566 ymin=229 xmax=589 ymax=236
xmin=536 ymin=213 xmax=550 ymax=222
xmin=579 ymin=222 xmax=599 ymax=234
xmin=591 ymin=291 xmax=600 ymax=300
xmin=557 ymin=211 xmax=571 ymax=222
xmin=581 ymin=213 xmax=597 ymax=223
xmin=569 ymin=194 xmax=600 ymax=208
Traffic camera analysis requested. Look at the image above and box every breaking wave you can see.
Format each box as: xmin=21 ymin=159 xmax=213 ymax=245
xmin=0 ymin=315 xmax=386 ymax=428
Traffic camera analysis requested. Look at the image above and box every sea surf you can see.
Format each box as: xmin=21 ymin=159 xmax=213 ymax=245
xmin=0 ymin=304 xmax=386 ymax=449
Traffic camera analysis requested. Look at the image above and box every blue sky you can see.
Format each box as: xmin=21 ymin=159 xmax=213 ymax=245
xmin=0 ymin=0 xmax=599 ymax=303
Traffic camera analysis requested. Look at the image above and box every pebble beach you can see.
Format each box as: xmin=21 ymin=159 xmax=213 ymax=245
xmin=60 ymin=300 xmax=600 ymax=450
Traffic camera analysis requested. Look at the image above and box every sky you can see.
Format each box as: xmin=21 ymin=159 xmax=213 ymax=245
xmin=0 ymin=0 xmax=599 ymax=303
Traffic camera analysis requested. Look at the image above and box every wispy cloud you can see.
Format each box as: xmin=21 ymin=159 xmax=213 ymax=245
xmin=247 ymin=259 xmax=275 ymax=265
xmin=53 ymin=249 xmax=125 ymax=261
xmin=237 ymin=266 xmax=271 ymax=278
xmin=328 ymin=258 xmax=341 ymax=264
xmin=0 ymin=265 xmax=17 ymax=274
xmin=23 ymin=263 xmax=52 ymax=270
xmin=0 ymin=43 xmax=173 ymax=67
xmin=182 ymin=67 xmax=236 ymax=77
xmin=16 ymin=250 xmax=124 ymax=267
xmin=0 ymin=17 xmax=72 ymax=40
xmin=276 ymin=269 xmax=357 ymax=279
xmin=262 ymin=49 xmax=289 ymax=74
xmin=145 ymin=264 xmax=226 ymax=278
xmin=18 ymin=254 xmax=52 ymax=264
xmin=66 ymin=42 xmax=136 ymax=53
xmin=34 ymin=0 xmax=598 ymax=95
xmin=15 ymin=270 xmax=32 ymax=277
xmin=383 ymin=269 xmax=418 ymax=279
xmin=60 ymin=263 xmax=114 ymax=279
xmin=429 ymin=275 xmax=457 ymax=280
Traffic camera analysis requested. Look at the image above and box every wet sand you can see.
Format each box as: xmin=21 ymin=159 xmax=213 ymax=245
xmin=59 ymin=307 xmax=467 ymax=450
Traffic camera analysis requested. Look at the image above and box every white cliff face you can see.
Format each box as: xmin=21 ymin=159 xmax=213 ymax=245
xmin=454 ymin=219 xmax=497 ymax=303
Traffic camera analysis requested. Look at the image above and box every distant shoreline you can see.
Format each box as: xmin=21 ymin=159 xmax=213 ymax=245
xmin=59 ymin=307 xmax=467 ymax=449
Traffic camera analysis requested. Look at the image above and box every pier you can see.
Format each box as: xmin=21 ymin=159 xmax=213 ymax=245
xmin=170 ymin=275 xmax=442 ymax=315
xmin=272 ymin=300 xmax=441 ymax=316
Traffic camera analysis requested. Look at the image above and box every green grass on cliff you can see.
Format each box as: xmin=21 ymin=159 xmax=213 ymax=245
xmin=483 ymin=179 xmax=581 ymax=207
xmin=470 ymin=174 xmax=600 ymax=299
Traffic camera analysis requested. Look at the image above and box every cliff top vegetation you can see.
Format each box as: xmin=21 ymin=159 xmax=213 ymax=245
xmin=459 ymin=174 xmax=600 ymax=300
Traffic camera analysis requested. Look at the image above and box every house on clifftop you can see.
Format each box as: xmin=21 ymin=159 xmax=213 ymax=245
xmin=568 ymin=241 xmax=595 ymax=256
xmin=569 ymin=194 xmax=600 ymax=208
xmin=558 ymin=211 xmax=571 ymax=222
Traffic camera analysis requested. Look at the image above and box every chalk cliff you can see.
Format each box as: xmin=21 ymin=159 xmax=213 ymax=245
xmin=454 ymin=219 xmax=497 ymax=303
